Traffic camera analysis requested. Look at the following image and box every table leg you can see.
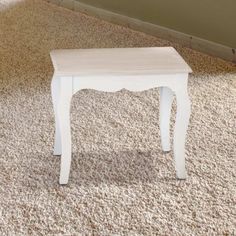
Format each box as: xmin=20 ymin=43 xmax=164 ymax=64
xmin=51 ymin=76 xmax=61 ymax=155
xmin=57 ymin=76 xmax=73 ymax=184
xmin=159 ymin=86 xmax=174 ymax=152
xmin=174 ymin=89 xmax=191 ymax=179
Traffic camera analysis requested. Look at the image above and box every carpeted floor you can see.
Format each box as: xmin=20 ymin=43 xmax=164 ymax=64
xmin=0 ymin=0 xmax=236 ymax=235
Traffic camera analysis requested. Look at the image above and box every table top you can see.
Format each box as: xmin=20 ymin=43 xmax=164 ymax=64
xmin=50 ymin=47 xmax=192 ymax=76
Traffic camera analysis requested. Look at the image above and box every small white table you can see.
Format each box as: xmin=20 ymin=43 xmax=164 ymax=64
xmin=51 ymin=47 xmax=192 ymax=184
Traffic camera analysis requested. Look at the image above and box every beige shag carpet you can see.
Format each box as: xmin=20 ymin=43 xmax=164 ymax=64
xmin=0 ymin=0 xmax=236 ymax=235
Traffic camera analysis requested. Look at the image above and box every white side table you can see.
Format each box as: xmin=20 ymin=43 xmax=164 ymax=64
xmin=50 ymin=47 xmax=192 ymax=184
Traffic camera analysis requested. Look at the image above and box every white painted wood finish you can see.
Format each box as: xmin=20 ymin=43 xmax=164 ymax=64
xmin=159 ymin=87 xmax=174 ymax=152
xmin=51 ymin=47 xmax=192 ymax=184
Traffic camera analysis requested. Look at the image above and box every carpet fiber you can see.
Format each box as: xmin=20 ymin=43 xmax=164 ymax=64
xmin=0 ymin=0 xmax=236 ymax=235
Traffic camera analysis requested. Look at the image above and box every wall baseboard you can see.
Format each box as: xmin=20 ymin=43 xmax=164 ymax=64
xmin=46 ymin=0 xmax=236 ymax=63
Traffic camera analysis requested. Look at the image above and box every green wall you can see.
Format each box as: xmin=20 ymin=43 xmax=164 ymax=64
xmin=78 ymin=0 xmax=236 ymax=48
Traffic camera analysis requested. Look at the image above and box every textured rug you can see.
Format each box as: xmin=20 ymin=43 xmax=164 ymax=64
xmin=0 ymin=0 xmax=236 ymax=235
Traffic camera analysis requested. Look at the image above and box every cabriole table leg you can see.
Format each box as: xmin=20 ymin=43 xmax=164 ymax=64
xmin=159 ymin=86 xmax=174 ymax=152
xmin=173 ymin=87 xmax=191 ymax=179
xmin=56 ymin=76 xmax=73 ymax=185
